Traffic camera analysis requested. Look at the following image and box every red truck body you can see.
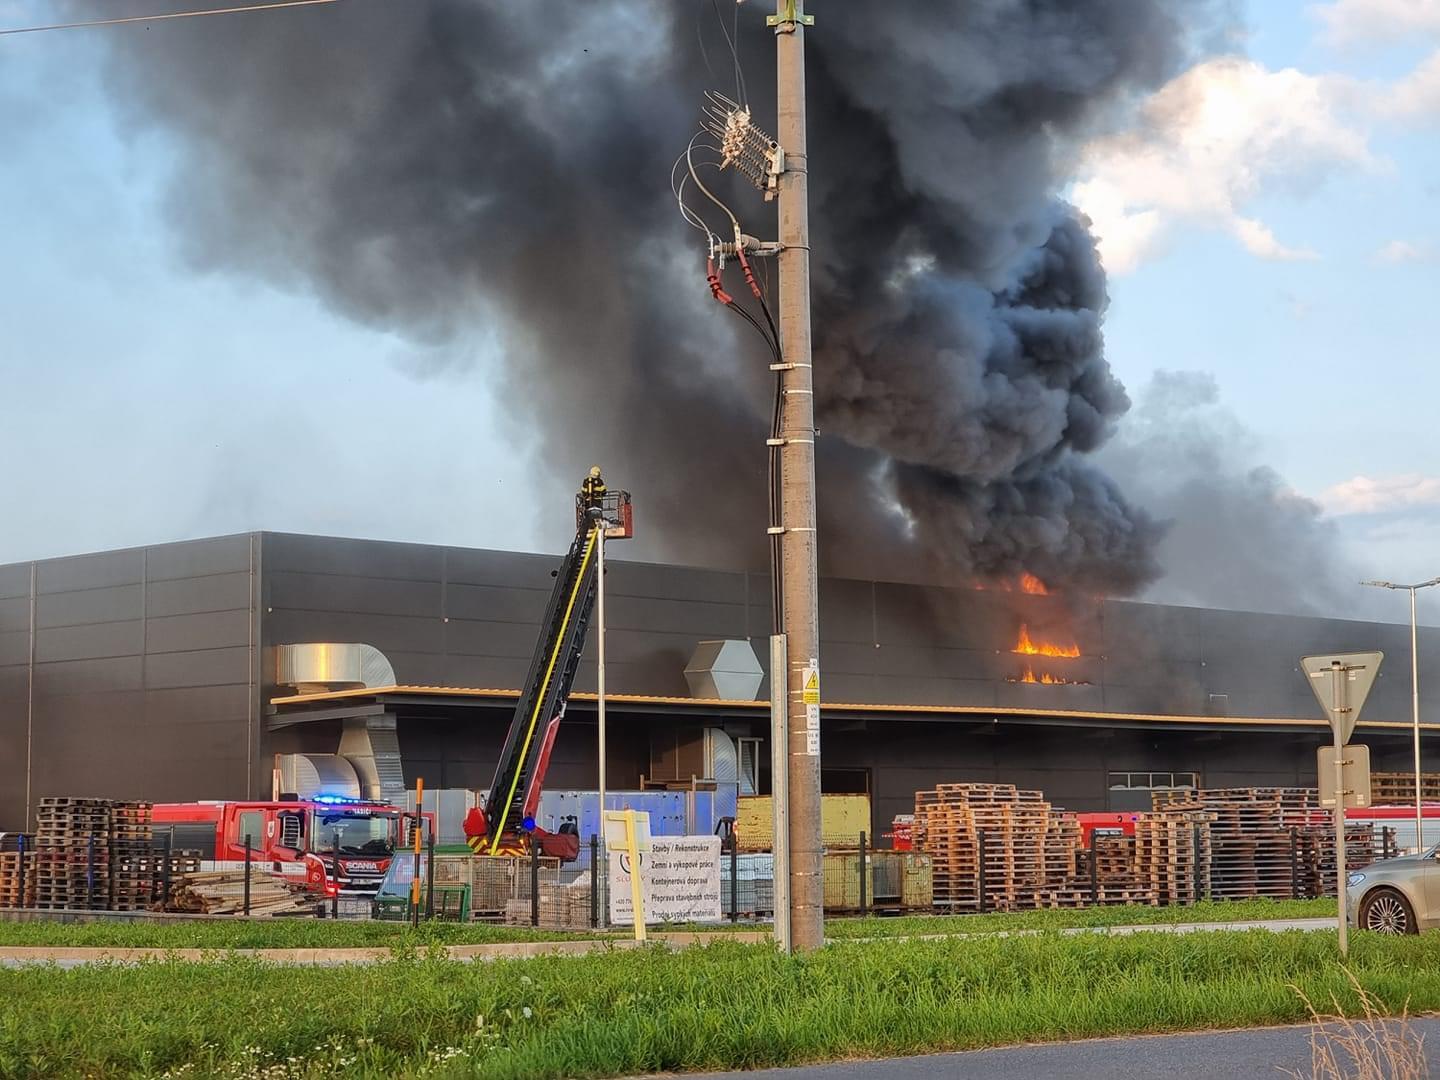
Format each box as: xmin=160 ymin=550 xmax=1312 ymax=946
xmin=151 ymin=797 xmax=425 ymax=899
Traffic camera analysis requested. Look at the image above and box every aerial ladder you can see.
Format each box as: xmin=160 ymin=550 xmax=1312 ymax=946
xmin=463 ymin=468 xmax=632 ymax=859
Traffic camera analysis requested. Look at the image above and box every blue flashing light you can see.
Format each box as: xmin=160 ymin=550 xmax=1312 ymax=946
xmin=522 ymin=816 xmax=536 ymax=832
xmin=312 ymin=794 xmax=369 ymax=806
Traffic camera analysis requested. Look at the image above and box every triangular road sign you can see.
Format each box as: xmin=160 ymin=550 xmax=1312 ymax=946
xmin=1301 ymin=652 xmax=1383 ymax=743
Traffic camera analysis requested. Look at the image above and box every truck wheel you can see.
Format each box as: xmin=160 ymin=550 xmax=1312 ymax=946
xmin=1360 ymin=888 xmax=1417 ymax=935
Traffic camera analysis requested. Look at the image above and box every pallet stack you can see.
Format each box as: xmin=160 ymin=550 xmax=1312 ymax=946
xmin=1153 ymin=788 xmax=1319 ymax=901
xmin=1132 ymin=812 xmax=1211 ymax=905
xmin=1294 ymin=823 xmax=1377 ymax=898
xmin=0 ymin=836 xmax=35 ymax=909
xmin=1370 ymin=772 xmax=1440 ymax=804
xmin=33 ymin=798 xmax=113 ymax=910
xmin=109 ymin=802 xmax=154 ymax=912
xmin=915 ymin=784 xmax=1052 ymax=911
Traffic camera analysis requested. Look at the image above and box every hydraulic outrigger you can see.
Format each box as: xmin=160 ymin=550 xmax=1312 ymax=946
xmin=463 ymin=468 xmax=632 ymax=859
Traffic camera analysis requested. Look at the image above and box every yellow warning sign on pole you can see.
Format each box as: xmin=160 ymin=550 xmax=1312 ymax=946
xmin=802 ymin=661 xmax=820 ymax=705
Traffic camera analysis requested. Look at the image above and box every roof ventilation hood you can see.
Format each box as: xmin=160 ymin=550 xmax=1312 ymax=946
xmin=275 ymin=643 xmax=397 ymax=694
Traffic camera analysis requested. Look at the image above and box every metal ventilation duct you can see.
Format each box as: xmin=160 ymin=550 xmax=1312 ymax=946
xmin=277 ymin=754 xmax=362 ymax=800
xmin=684 ymin=639 xmax=764 ymax=700
xmin=275 ymin=643 xmax=397 ymax=694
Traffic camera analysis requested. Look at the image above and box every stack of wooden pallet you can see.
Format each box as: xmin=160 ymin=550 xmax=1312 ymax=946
xmin=33 ymin=798 xmax=112 ymax=910
xmin=1153 ymin=787 xmax=1316 ymax=901
xmin=0 ymin=837 xmax=35 ymax=909
xmin=1132 ymin=812 xmax=1211 ymax=905
xmin=158 ymin=870 xmax=319 ymax=916
xmin=915 ymin=784 xmax=1052 ymax=911
xmin=1294 ymin=823 xmax=1377 ymax=898
xmin=1370 ymin=772 xmax=1440 ymax=804
xmin=108 ymin=802 xmax=155 ymax=912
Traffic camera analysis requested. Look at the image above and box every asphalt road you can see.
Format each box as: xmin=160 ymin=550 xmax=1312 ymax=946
xmin=681 ymin=1019 xmax=1440 ymax=1079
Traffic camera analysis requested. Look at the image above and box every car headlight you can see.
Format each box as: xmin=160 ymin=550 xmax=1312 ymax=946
xmin=1347 ymin=873 xmax=1367 ymax=887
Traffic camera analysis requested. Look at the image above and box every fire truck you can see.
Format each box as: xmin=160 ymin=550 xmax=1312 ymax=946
xmin=151 ymin=796 xmax=424 ymax=900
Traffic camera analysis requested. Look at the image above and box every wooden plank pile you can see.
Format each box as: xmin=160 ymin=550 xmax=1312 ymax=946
xmin=915 ymin=784 xmax=1053 ymax=911
xmin=158 ymin=870 xmax=320 ymax=916
xmin=0 ymin=837 xmax=35 ymax=909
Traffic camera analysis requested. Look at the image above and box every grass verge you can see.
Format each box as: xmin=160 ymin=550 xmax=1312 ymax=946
xmin=0 ymin=897 xmax=1334 ymax=950
xmin=0 ymin=929 xmax=1431 ymax=1079
xmin=824 ymin=897 xmax=1338 ymax=938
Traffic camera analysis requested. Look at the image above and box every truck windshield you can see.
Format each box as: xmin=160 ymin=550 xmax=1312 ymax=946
xmin=314 ymin=814 xmax=394 ymax=856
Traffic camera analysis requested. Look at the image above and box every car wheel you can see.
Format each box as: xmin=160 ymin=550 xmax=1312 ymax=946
xmin=1360 ymin=888 xmax=1417 ymax=935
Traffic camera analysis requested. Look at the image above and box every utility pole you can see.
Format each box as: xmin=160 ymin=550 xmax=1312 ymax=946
xmin=771 ymin=0 xmax=823 ymax=952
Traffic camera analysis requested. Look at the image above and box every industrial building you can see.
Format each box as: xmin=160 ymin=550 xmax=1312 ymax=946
xmin=3 ymin=531 xmax=1438 ymax=835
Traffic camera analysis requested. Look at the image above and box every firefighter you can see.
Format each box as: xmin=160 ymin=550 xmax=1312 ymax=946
xmin=580 ymin=465 xmax=607 ymax=510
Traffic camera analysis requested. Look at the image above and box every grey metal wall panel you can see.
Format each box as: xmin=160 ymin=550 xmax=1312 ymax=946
xmin=146 ymin=573 xmax=252 ymax=617
xmin=0 ymin=563 xmax=30 ymax=600
xmin=263 ymin=610 xmax=445 ymax=656
xmin=145 ymin=610 xmax=252 ymax=654
xmin=445 ymin=547 xmax=558 ymax=590
xmin=0 ymin=632 xmax=28 ymax=667
xmin=603 ymin=595 xmax=746 ymax=638
xmin=145 ymin=648 xmax=251 ymax=690
xmin=263 ymin=533 xmax=444 ymax=581
xmin=0 ymin=596 xmax=29 ymax=632
xmin=34 ymin=620 xmax=144 ymax=663
xmin=444 ymin=583 xmax=548 ymax=624
xmin=0 ymin=665 xmax=28 ymax=828
xmin=35 ymin=549 xmax=143 ymax=593
xmin=32 ymin=656 xmax=144 ymax=696
xmin=608 ymin=562 xmax=747 ymax=606
xmin=267 ymin=571 xmax=443 ymax=618
xmin=35 ymin=585 xmax=144 ymax=629
xmin=144 ymin=534 xmax=252 ymax=581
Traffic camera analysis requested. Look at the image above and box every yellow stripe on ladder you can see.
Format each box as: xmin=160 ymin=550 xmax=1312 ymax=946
xmin=488 ymin=526 xmax=600 ymax=854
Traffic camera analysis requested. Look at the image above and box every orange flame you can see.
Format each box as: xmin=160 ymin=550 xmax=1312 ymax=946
xmin=1013 ymin=624 xmax=1080 ymax=658
xmin=1009 ymin=665 xmax=1084 ymax=685
xmin=1019 ymin=573 xmax=1048 ymax=595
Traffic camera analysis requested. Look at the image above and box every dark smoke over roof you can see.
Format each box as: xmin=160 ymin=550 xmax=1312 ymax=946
xmin=72 ymin=0 xmax=1220 ymax=593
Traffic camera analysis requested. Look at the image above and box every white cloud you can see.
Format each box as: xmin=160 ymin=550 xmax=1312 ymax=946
xmin=1374 ymin=239 xmax=1434 ymax=263
xmin=1313 ymin=0 xmax=1440 ymax=46
xmin=1073 ymin=58 xmax=1372 ymax=274
xmin=1320 ymin=474 xmax=1440 ymax=515
xmin=1385 ymin=49 xmax=1440 ymax=119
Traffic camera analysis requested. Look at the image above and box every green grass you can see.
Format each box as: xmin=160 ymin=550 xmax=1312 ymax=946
xmin=0 ymin=897 xmax=1335 ymax=949
xmin=0 ymin=930 xmax=1433 ymax=1079
xmin=0 ymin=920 xmax=600 ymax=950
xmin=825 ymin=897 xmax=1338 ymax=938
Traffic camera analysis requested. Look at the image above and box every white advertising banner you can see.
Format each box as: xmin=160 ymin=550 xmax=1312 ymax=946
xmin=607 ymin=836 xmax=722 ymax=925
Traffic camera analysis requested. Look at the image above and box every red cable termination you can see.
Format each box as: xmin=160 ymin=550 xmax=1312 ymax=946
xmin=707 ymin=256 xmax=734 ymax=305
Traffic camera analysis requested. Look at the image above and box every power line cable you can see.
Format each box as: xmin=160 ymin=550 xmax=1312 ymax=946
xmin=0 ymin=0 xmax=344 ymax=36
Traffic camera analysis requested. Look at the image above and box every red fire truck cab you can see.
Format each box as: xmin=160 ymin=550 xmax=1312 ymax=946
xmin=152 ymin=796 xmax=421 ymax=899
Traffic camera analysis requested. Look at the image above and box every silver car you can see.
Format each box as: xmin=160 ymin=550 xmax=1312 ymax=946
xmin=1346 ymin=848 xmax=1440 ymax=934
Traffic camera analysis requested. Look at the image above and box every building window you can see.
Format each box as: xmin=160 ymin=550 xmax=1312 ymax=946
xmin=1108 ymin=771 xmax=1199 ymax=791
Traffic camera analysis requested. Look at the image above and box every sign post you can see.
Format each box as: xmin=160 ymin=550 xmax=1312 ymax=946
xmin=1302 ymin=652 xmax=1383 ymax=958
xmin=604 ymin=810 xmax=651 ymax=942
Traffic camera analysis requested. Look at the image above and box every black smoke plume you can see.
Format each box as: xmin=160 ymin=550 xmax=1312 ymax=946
xmin=72 ymin=0 xmax=1218 ymax=592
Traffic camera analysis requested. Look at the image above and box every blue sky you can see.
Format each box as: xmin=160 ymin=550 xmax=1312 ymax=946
xmin=1 ymin=0 xmax=1436 ymax=617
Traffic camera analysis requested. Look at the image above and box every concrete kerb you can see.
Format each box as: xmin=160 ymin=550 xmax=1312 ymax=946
xmin=0 ymin=930 xmax=775 ymax=967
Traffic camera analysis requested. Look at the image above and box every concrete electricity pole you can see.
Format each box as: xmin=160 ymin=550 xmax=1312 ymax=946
xmin=771 ymin=0 xmax=823 ymax=952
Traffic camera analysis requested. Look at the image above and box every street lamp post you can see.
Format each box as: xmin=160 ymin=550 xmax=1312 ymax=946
xmin=1362 ymin=576 xmax=1440 ymax=851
